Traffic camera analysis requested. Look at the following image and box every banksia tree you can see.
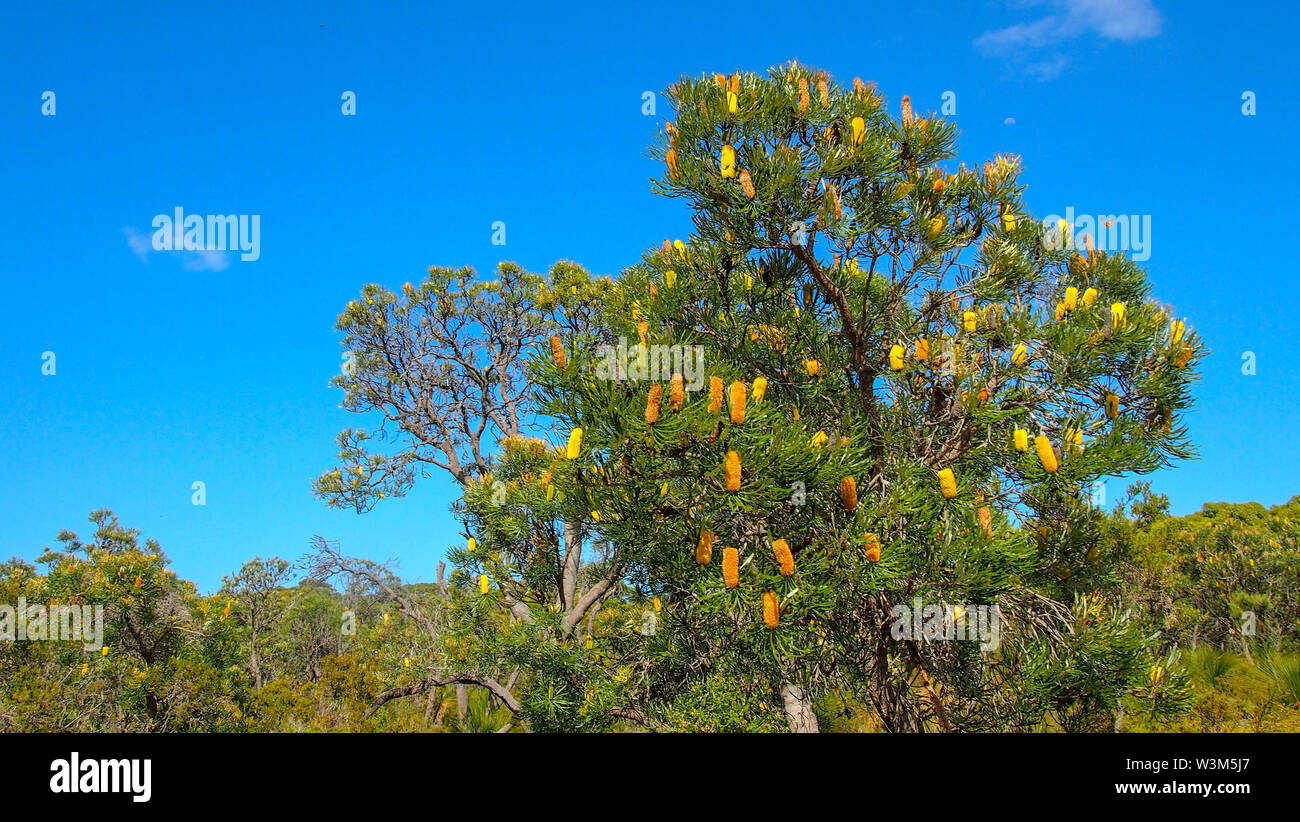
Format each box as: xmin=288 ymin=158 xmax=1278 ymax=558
xmin=531 ymin=62 xmax=1198 ymax=732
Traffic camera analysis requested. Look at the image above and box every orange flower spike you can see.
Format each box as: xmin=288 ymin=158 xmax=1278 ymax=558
xmin=722 ymin=546 xmax=740 ymax=588
xmin=762 ymin=591 xmax=780 ymax=628
xmin=724 ymin=450 xmax=742 ymax=491
xmin=645 ymin=384 xmax=663 ymax=424
xmin=708 ymin=376 xmax=724 ymax=414
xmin=729 ymin=380 xmax=747 ymax=423
xmin=772 ymin=539 xmax=795 ymax=576
xmin=696 ymin=530 xmax=715 ymax=565
xmin=669 ymin=373 xmax=685 ymax=410
xmin=841 ymin=476 xmax=859 ymax=512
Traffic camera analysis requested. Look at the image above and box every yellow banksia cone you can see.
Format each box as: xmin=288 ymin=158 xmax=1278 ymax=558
xmin=1014 ymin=428 xmax=1029 ymax=451
xmin=864 ymin=533 xmax=882 ymax=562
xmin=645 ymin=384 xmax=662 ymax=424
xmin=80 ymin=663 xmax=89 ymax=676
xmin=851 ymin=116 xmax=865 ymax=145
xmin=479 ymin=574 xmax=490 ymax=595
xmin=729 ymin=380 xmax=746 ymax=423
xmin=1066 ymin=427 xmax=1084 ymax=457
xmin=467 ymin=537 xmax=477 ymax=553
xmin=697 ymin=530 xmax=715 ymax=565
xmin=550 ymin=335 xmax=566 ymax=368
xmin=724 ymin=450 xmax=741 ymax=491
xmin=1012 ymin=341 xmax=1028 ymax=366
xmin=1149 ymin=665 xmax=1164 ymax=686
xmin=665 ymin=268 xmax=676 ymax=289
xmin=1111 ymin=302 xmax=1127 ymax=329
xmin=721 ymin=145 xmax=736 ymax=178
xmin=1035 ymin=435 xmax=1059 ymax=473
xmin=739 ymin=169 xmax=755 ymax=199
xmin=722 ymin=546 xmax=739 ymax=587
xmin=1001 ymin=210 xmax=1016 ymax=232
xmin=772 ymin=539 xmax=794 ymax=576
xmin=566 ymin=428 xmax=583 ymax=459
xmin=1065 ymin=286 xmax=1078 ymax=311
xmin=804 ymin=359 xmax=822 ymax=376
xmin=752 ymin=376 xmax=768 ymax=404
xmin=963 ymin=310 xmax=976 ymax=333
xmin=928 ymin=215 xmax=946 ymax=239
xmin=666 ymin=148 xmax=679 ymax=179
xmin=1171 ymin=319 xmax=1186 ymax=344
xmin=1106 ymin=393 xmax=1120 ymax=419
xmin=762 ymin=591 xmax=780 ymax=628
xmin=1055 ymin=302 xmax=1067 ymax=321
xmin=1081 ymin=287 xmax=1098 ymax=307
xmin=726 ymin=90 xmax=738 ymax=114
xmin=1173 ymin=346 xmax=1193 ymax=368
xmin=810 ymin=430 xmax=829 ymax=448
xmin=841 ymin=476 xmax=858 ymax=512
xmin=916 ymin=338 xmax=930 ymax=361
xmin=938 ymin=468 xmax=958 ymax=499
xmin=890 ymin=344 xmax=905 ymax=371
xmin=670 ymin=373 xmax=685 ymax=410
xmin=708 ymin=376 xmax=724 ymax=414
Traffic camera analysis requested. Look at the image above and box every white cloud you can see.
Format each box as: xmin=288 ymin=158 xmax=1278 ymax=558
xmin=123 ymin=225 xmax=232 ymax=271
xmin=975 ymin=0 xmax=1162 ymax=79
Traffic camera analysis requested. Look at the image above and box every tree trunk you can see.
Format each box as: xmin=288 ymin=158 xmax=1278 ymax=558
xmin=781 ymin=682 xmax=819 ymax=733
xmin=456 ymin=684 xmax=468 ymax=719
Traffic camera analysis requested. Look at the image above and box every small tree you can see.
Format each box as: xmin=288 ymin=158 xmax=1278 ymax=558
xmin=533 ymin=63 xmax=1201 ymax=731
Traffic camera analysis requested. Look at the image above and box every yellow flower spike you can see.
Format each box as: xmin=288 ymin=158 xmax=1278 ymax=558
xmin=729 ymin=380 xmax=747 ymax=423
xmin=1171 ymin=319 xmax=1186 ymax=344
xmin=404 ymin=656 xmax=411 ymax=668
xmin=550 ymin=335 xmax=566 ymax=368
xmin=566 ymin=428 xmax=583 ymax=459
xmin=1001 ymin=211 xmax=1016 ymax=232
xmin=708 ymin=376 xmax=724 ymax=414
xmin=666 ymin=148 xmax=679 ymax=179
xmin=724 ymin=450 xmax=742 ymax=491
xmin=1173 ymin=346 xmax=1193 ymax=368
xmin=697 ymin=530 xmax=715 ymax=565
xmin=101 ymin=646 xmax=109 ymax=657
xmin=1012 ymin=341 xmax=1028 ymax=366
xmin=726 ymin=90 xmax=738 ymax=114
xmin=653 ymin=596 xmax=662 ymax=613
xmin=751 ymin=376 xmax=768 ymax=404
xmin=1035 ymin=435 xmax=1059 ymax=473
xmin=1055 ymin=302 xmax=1067 ymax=320
xmin=963 ymin=310 xmax=976 ymax=333
xmin=720 ymin=145 xmax=736 ymax=178
xmin=631 ymin=299 xmax=642 ymax=321
xmin=864 ymin=533 xmax=882 ymax=562
xmin=851 ymin=116 xmax=865 ymax=145
xmin=585 ymin=635 xmax=593 ymax=650
xmin=591 ymin=509 xmax=602 ymax=522
xmin=841 ymin=476 xmax=859 ymax=512
xmin=80 ymin=663 xmax=89 ymax=676
xmin=762 ymin=591 xmax=780 ymax=628
xmin=673 ymin=239 xmax=686 ymax=256
xmin=665 ymin=269 xmax=676 ymax=289
xmin=804 ymin=359 xmax=822 ymax=377
xmin=660 ymin=482 xmax=668 ymax=497
xmin=1106 ymin=393 xmax=1120 ymax=419
xmin=467 ymin=537 xmax=477 ymax=553
xmin=1014 ymin=428 xmax=1029 ymax=451
xmin=810 ymin=430 xmax=829 ymax=448
xmin=1064 ymin=286 xmax=1078 ymax=311
xmin=743 ymin=271 xmax=753 ymax=290
xmin=546 ymin=485 xmax=555 ymax=501
xmin=722 ymin=547 xmax=740 ymax=588
xmin=1149 ymin=665 xmax=1164 ymax=686
xmin=1081 ymin=287 xmax=1098 ymax=308
xmin=479 ymin=574 xmax=490 ymax=594
xmin=1066 ymin=427 xmax=1084 ymax=457
xmin=1111 ymin=302 xmax=1127 ymax=329
xmin=916 ymin=338 xmax=930 ymax=361
xmin=928 ymin=215 xmax=946 ymax=239
xmin=889 ymin=344 xmax=905 ymax=371
xmin=645 ymin=384 xmax=663 ymax=424
xmin=772 ymin=539 xmax=794 ymax=576
xmin=669 ymin=373 xmax=685 ymax=411
xmin=938 ymin=468 xmax=958 ymax=499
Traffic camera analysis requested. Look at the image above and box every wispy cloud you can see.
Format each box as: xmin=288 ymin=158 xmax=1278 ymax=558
xmin=975 ymin=0 xmax=1162 ymax=79
xmin=123 ymin=225 xmax=232 ymax=271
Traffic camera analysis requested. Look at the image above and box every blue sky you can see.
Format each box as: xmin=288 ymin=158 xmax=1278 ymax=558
xmin=1 ymin=0 xmax=1294 ymax=592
